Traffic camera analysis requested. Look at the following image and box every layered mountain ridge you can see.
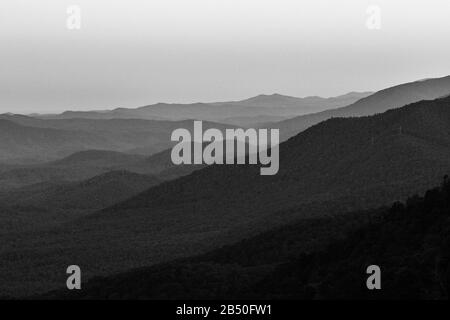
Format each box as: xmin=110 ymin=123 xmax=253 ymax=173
xmin=2 ymin=94 xmax=450 ymax=297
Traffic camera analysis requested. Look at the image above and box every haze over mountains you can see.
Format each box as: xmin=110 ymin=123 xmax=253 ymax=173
xmin=31 ymin=92 xmax=372 ymax=126
xmin=270 ymin=75 xmax=450 ymax=140
xmin=0 ymin=92 xmax=370 ymax=163
xmin=1 ymin=76 xmax=449 ymax=164
xmin=0 ymin=147 xmax=195 ymax=191
xmin=0 ymin=117 xmax=234 ymax=163
xmin=2 ymin=91 xmax=450 ymax=297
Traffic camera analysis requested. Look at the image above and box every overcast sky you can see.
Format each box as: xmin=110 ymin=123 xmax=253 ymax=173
xmin=1 ymin=0 xmax=450 ymax=113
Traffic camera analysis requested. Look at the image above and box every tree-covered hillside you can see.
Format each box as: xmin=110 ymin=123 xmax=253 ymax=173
xmin=43 ymin=176 xmax=450 ymax=300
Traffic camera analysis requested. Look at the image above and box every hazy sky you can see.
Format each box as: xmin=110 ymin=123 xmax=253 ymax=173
xmin=1 ymin=0 xmax=450 ymax=113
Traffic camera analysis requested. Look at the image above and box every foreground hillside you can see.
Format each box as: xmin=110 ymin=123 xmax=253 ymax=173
xmin=42 ymin=176 xmax=450 ymax=299
xmin=2 ymin=96 xmax=450 ymax=297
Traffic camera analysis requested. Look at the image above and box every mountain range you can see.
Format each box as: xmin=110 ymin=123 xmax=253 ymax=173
xmin=1 ymin=76 xmax=449 ymax=164
xmin=268 ymin=75 xmax=450 ymax=140
xmin=31 ymin=92 xmax=372 ymax=126
xmin=0 ymin=117 xmax=234 ymax=163
xmin=1 ymin=75 xmax=450 ymax=299
xmin=2 ymin=92 xmax=450 ymax=297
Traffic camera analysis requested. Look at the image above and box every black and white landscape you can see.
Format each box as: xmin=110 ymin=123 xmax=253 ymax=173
xmin=1 ymin=0 xmax=450 ymax=301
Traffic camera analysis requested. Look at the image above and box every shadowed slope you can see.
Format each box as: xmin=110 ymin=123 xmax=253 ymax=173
xmin=41 ymin=177 xmax=450 ymax=300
